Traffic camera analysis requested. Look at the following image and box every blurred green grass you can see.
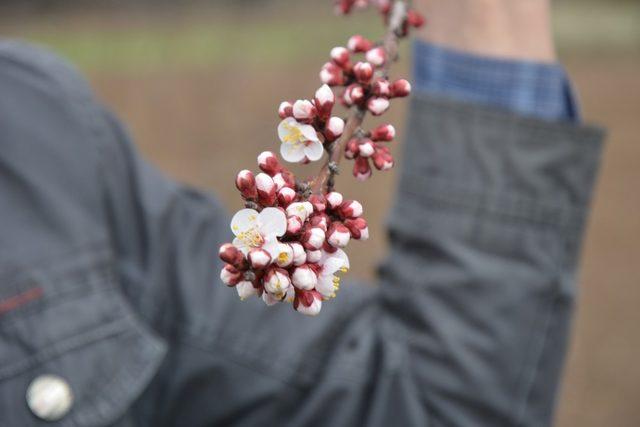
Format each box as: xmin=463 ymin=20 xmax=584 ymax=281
xmin=1 ymin=1 xmax=639 ymax=73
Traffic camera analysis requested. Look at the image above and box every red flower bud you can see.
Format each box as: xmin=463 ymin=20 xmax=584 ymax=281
xmin=278 ymin=101 xmax=293 ymax=119
xmin=248 ymin=248 xmax=272 ymax=270
xmin=257 ymin=151 xmax=282 ymax=175
xmin=309 ymin=194 xmax=327 ymax=212
xmin=293 ymin=99 xmax=317 ymax=123
xmin=353 ymin=61 xmax=374 ymax=84
xmin=367 ymin=97 xmax=390 ymax=116
xmin=287 ymin=215 xmax=304 ymax=235
xmin=220 ymin=264 xmax=243 ymax=287
xmin=219 ymin=243 xmax=246 ymax=269
xmin=314 ymin=84 xmax=335 ymax=119
xmin=324 ymin=116 xmax=345 ymax=142
xmin=330 ymin=46 xmax=350 ymax=67
xmin=345 ymin=138 xmax=360 ymax=159
xmin=365 ymin=47 xmax=386 ymax=67
xmin=372 ymin=148 xmax=394 ymax=171
xmin=256 ymin=173 xmax=277 ymax=206
xmin=391 ymin=79 xmax=412 ymax=98
xmin=309 ymin=212 xmax=330 ymax=231
xmin=302 ymin=227 xmax=326 ymax=250
xmin=372 ymin=78 xmax=392 ymax=97
xmin=358 ymin=140 xmax=376 ymax=158
xmin=277 ymin=187 xmax=296 ymax=206
xmin=235 ymin=169 xmax=257 ymax=199
xmin=344 ymin=84 xmax=365 ymax=106
xmin=353 ymin=156 xmax=372 ymax=181
xmin=407 ymin=9 xmax=426 ymax=28
xmin=338 ymin=199 xmax=364 ymax=218
xmin=347 ymin=34 xmax=373 ymax=53
xmin=370 ymin=123 xmax=396 ymax=141
xmin=327 ymin=222 xmax=351 ymax=248
xmin=320 ymin=62 xmax=345 ymax=86
xmin=344 ymin=217 xmax=369 ymax=240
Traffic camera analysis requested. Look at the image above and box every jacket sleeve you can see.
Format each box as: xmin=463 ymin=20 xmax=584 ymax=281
xmin=141 ymin=94 xmax=604 ymax=426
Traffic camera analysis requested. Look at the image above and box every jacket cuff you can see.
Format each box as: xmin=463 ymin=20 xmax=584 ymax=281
xmin=391 ymin=95 xmax=605 ymax=264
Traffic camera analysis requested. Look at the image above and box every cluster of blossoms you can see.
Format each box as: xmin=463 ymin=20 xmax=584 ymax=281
xmin=218 ymin=1 xmax=421 ymax=315
xmin=219 ymin=152 xmax=368 ymax=315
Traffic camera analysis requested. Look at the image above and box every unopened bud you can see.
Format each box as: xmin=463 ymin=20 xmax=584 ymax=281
xmin=325 ymin=116 xmax=345 ymax=141
xmin=345 ymin=138 xmax=360 ymax=160
xmin=391 ymin=79 xmax=412 ymax=97
xmin=290 ymin=242 xmax=307 ymax=266
xmin=365 ymin=47 xmax=386 ymax=67
xmin=326 ymin=191 xmax=344 ymax=209
xmin=330 ymin=46 xmax=350 ymax=67
xmin=235 ymin=169 xmax=257 ymax=199
xmin=353 ymin=156 xmax=372 ymax=181
xmin=293 ymin=99 xmax=317 ymax=123
xmin=220 ymin=264 xmax=242 ymax=286
xmin=264 ymin=267 xmax=291 ymax=295
xmin=371 ymin=123 xmax=396 ymax=141
xmin=278 ymin=101 xmax=293 ymax=119
xmin=344 ymin=217 xmax=369 ymax=240
xmin=320 ymin=62 xmax=345 ymax=86
xmin=344 ymin=84 xmax=365 ymax=106
xmin=274 ymin=243 xmax=294 ymax=268
xmin=347 ymin=34 xmax=373 ymax=53
xmin=353 ymin=61 xmax=374 ymax=84
xmin=257 ymin=151 xmax=281 ymax=175
xmin=308 ymin=194 xmax=327 ymax=212
xmin=256 ymin=173 xmax=277 ymax=205
xmin=302 ymin=227 xmax=326 ymax=250
xmin=372 ymin=149 xmax=394 ymax=171
xmin=277 ymin=187 xmax=296 ymax=206
xmin=292 ymin=265 xmax=318 ymax=290
xmin=219 ymin=243 xmax=245 ymax=269
xmin=372 ymin=78 xmax=392 ymax=97
xmin=287 ymin=215 xmax=303 ymax=235
xmin=327 ymin=222 xmax=351 ymax=248
xmin=358 ymin=140 xmax=375 ymax=157
xmin=294 ymin=290 xmax=323 ymax=316
xmin=407 ymin=9 xmax=426 ymax=28
xmin=248 ymin=248 xmax=272 ymax=270
xmin=338 ymin=199 xmax=364 ymax=218
xmin=367 ymin=97 xmax=390 ymax=116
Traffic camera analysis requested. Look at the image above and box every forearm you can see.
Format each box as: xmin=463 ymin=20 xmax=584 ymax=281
xmin=415 ymin=0 xmax=555 ymax=62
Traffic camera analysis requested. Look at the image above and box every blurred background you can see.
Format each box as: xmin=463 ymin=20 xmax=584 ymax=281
xmin=1 ymin=0 xmax=638 ymax=425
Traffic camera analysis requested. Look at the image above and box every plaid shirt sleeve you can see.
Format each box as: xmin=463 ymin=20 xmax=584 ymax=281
xmin=412 ymin=40 xmax=580 ymax=122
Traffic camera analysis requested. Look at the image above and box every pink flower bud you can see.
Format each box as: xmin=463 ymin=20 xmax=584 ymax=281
xmin=306 ymin=249 xmax=322 ymax=263
xmin=347 ymin=35 xmax=373 ymax=53
xmin=377 ymin=0 xmax=391 ymax=14
xmin=327 ymin=222 xmax=351 ymax=248
xmin=219 ymin=243 xmax=246 ymax=269
xmin=278 ymin=101 xmax=293 ymax=119
xmin=366 ymin=47 xmax=386 ymax=67
xmin=292 ymin=264 xmax=318 ymax=290
xmin=290 ymin=242 xmax=307 ymax=266
xmin=343 ymin=84 xmax=365 ymax=106
xmin=248 ymin=248 xmax=272 ymax=270
xmin=344 ymin=217 xmax=369 ymax=240
xmin=371 ymin=123 xmax=396 ymax=141
xmin=235 ymin=169 xmax=257 ymax=199
xmin=308 ymin=194 xmax=327 ymax=212
xmin=236 ymin=281 xmax=258 ymax=300
xmin=372 ymin=78 xmax=392 ymax=97
xmin=407 ymin=9 xmax=426 ymax=28
xmin=358 ymin=140 xmax=375 ymax=157
xmin=320 ymin=62 xmax=345 ymax=86
xmin=372 ymin=149 xmax=394 ymax=171
xmin=326 ymin=191 xmax=344 ymax=209
xmin=325 ymin=116 xmax=345 ymax=142
xmin=220 ymin=264 xmax=242 ymax=286
xmin=287 ymin=201 xmax=313 ymax=222
xmin=309 ymin=213 xmax=329 ymax=231
xmin=293 ymin=99 xmax=317 ymax=123
xmin=314 ymin=84 xmax=335 ymax=119
xmin=256 ymin=173 xmax=277 ymax=205
xmin=339 ymin=199 xmax=364 ymax=218
xmin=287 ymin=215 xmax=303 ymax=235
xmin=367 ymin=97 xmax=390 ymax=116
xmin=257 ymin=151 xmax=281 ymax=175
xmin=353 ymin=156 xmax=372 ymax=181
xmin=330 ymin=46 xmax=350 ymax=67
xmin=353 ymin=61 xmax=374 ymax=84
xmin=302 ymin=227 xmax=326 ymax=250
xmin=345 ymin=138 xmax=360 ymax=159
xmin=264 ymin=267 xmax=291 ymax=295
xmin=294 ymin=290 xmax=323 ymax=316
xmin=277 ymin=187 xmax=296 ymax=206
xmin=391 ymin=79 xmax=412 ymax=97
xmin=274 ymin=243 xmax=294 ymax=267
xmin=273 ymin=171 xmax=296 ymax=190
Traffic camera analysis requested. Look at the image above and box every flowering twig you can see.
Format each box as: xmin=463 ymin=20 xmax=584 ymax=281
xmin=218 ymin=0 xmax=425 ymax=316
xmin=312 ymin=1 xmax=408 ymax=194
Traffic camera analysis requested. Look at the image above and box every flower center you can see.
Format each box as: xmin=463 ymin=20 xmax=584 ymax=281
xmin=237 ymin=228 xmax=264 ymax=248
xmin=282 ymin=123 xmax=305 ymax=145
xmin=277 ymin=252 xmax=290 ymax=264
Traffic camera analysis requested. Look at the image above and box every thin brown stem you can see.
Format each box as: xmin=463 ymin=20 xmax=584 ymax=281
xmin=310 ymin=0 xmax=408 ymax=195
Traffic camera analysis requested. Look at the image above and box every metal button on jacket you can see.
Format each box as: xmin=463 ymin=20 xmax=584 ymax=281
xmin=26 ymin=375 xmax=74 ymax=421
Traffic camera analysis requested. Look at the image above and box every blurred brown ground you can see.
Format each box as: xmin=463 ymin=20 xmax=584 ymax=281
xmin=1 ymin=1 xmax=639 ymax=425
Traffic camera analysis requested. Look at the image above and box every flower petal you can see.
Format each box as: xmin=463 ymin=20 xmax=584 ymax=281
xmin=300 ymin=123 xmax=320 ymax=142
xmin=232 ymin=237 xmax=251 ymax=255
xmin=262 ymin=239 xmax=281 ymax=260
xmin=258 ymin=207 xmax=287 ymax=237
xmin=321 ymin=249 xmax=350 ymax=275
xmin=277 ymin=117 xmax=297 ymax=143
xmin=231 ymin=208 xmax=259 ymax=236
xmin=280 ymin=141 xmax=306 ymax=163
xmin=316 ymin=276 xmax=335 ymax=298
xmin=304 ymin=140 xmax=324 ymax=162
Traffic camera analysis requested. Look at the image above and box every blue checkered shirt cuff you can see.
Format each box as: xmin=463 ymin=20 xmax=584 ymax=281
xmin=412 ymin=40 xmax=580 ymax=122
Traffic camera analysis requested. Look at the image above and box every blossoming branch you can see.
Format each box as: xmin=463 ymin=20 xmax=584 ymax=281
xmin=219 ymin=0 xmax=424 ymax=316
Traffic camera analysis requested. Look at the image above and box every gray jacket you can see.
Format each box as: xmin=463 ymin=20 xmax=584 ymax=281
xmin=0 ymin=41 xmax=604 ymax=427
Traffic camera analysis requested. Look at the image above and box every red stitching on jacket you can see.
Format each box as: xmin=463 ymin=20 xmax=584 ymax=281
xmin=0 ymin=287 xmax=44 ymax=315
